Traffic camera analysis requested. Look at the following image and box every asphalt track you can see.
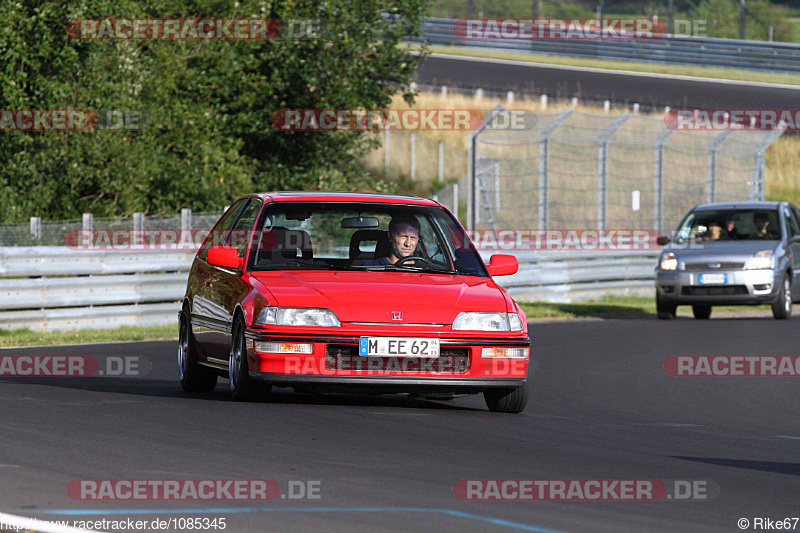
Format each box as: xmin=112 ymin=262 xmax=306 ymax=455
xmin=414 ymin=53 xmax=800 ymax=109
xmin=1 ymin=318 xmax=798 ymax=533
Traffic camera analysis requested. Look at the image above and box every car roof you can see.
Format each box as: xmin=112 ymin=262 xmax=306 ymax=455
xmin=692 ymin=201 xmax=782 ymax=211
xmin=245 ymin=191 xmax=439 ymax=206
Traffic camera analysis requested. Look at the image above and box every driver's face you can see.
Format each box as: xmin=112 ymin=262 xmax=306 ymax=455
xmin=390 ymin=223 xmax=419 ymax=260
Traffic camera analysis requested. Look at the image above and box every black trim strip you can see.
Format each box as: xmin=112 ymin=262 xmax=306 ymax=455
xmin=249 ymin=372 xmax=525 ymax=388
xmin=192 ymin=314 xmax=232 ymax=333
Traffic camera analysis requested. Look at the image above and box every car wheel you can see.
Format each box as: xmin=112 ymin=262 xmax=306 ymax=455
xmin=229 ymin=318 xmax=271 ymax=401
xmin=692 ymin=305 xmax=712 ymax=320
xmin=484 ymin=384 xmax=528 ymax=414
xmin=178 ymin=308 xmax=217 ymax=393
xmin=771 ymin=274 xmax=792 ymax=320
xmin=656 ymin=296 xmax=677 ymax=320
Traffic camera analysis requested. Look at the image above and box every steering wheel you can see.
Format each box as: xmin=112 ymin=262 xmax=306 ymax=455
xmin=394 ymin=255 xmax=434 ymax=267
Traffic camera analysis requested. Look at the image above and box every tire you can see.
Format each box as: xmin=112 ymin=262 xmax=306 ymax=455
xmin=692 ymin=305 xmax=712 ymax=320
xmin=229 ymin=318 xmax=271 ymax=401
xmin=771 ymin=274 xmax=792 ymax=320
xmin=178 ymin=308 xmax=217 ymax=393
xmin=484 ymin=384 xmax=528 ymax=414
xmin=656 ymin=296 xmax=677 ymax=320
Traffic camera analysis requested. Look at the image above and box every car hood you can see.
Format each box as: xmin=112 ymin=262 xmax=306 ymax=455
xmin=665 ymin=240 xmax=782 ymax=261
xmin=249 ymin=270 xmax=509 ymax=324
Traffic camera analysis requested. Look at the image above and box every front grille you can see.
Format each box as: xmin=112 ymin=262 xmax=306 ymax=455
xmin=683 ymin=261 xmax=744 ymax=271
xmin=325 ymin=344 xmax=470 ymax=373
xmin=682 ymin=286 xmax=748 ymax=296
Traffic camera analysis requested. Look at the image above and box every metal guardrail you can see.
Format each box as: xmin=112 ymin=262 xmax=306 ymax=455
xmin=0 ymin=246 xmax=659 ymax=331
xmin=412 ymin=18 xmax=800 ymax=73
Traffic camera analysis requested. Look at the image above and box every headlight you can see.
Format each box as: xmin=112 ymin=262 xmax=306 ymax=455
xmin=255 ymin=307 xmax=340 ymax=327
xmin=660 ymin=252 xmax=678 ymax=271
xmin=452 ymin=312 xmax=523 ymax=331
xmin=746 ymin=250 xmax=773 ymax=270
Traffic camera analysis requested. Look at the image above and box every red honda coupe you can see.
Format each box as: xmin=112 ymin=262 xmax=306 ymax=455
xmin=178 ymin=192 xmax=530 ymax=413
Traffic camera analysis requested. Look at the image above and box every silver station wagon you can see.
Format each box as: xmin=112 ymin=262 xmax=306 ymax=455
xmin=655 ymin=201 xmax=800 ymax=320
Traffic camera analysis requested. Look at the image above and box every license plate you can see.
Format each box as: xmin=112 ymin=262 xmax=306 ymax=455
xmin=359 ymin=337 xmax=440 ymax=357
xmin=698 ymin=273 xmax=728 ymax=285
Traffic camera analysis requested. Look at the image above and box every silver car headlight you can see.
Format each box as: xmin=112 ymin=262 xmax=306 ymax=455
xmin=745 ymin=250 xmax=773 ymax=270
xmin=452 ymin=312 xmax=523 ymax=331
xmin=659 ymin=252 xmax=678 ymax=271
xmin=256 ymin=307 xmax=340 ymax=327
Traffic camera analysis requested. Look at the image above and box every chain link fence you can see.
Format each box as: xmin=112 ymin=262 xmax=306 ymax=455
xmin=467 ymin=105 xmax=784 ymax=234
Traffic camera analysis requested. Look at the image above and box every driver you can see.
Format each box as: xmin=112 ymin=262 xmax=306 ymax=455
xmin=365 ymin=216 xmax=420 ymax=266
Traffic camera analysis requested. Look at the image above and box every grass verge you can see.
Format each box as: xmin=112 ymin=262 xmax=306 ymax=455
xmin=408 ymin=43 xmax=800 ymax=86
xmin=518 ymin=295 xmax=774 ymax=319
xmin=0 ymin=325 xmax=177 ymax=348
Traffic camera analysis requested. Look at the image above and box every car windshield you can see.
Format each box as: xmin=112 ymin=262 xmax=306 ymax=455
xmin=246 ymin=202 xmax=489 ymax=277
xmin=674 ymin=209 xmax=781 ymax=243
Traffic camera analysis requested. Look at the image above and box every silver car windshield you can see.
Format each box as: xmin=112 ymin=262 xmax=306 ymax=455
xmin=674 ymin=209 xmax=781 ymax=243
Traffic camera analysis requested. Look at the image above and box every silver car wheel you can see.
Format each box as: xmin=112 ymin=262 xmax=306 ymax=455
xmin=178 ymin=316 xmax=188 ymax=380
xmin=229 ymin=325 xmax=243 ymax=390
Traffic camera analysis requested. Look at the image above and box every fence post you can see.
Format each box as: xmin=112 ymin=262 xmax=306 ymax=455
xmin=410 ymin=131 xmax=416 ymax=182
xmin=384 ymin=129 xmax=391 ymax=178
xmin=467 ymin=104 xmax=507 ymax=231
xmin=596 ymin=115 xmax=630 ymax=231
xmin=453 ymin=181 xmax=459 ymax=221
xmin=30 ymin=217 xmax=41 ymax=240
xmin=438 ymin=140 xmax=444 ymax=182
xmin=654 ymin=128 xmax=673 ymax=234
xmin=82 ymin=213 xmax=94 ymax=232
xmin=707 ymin=130 xmax=732 ymax=203
xmin=181 ymin=208 xmax=192 ymax=231
xmin=538 ymin=109 xmax=576 ymax=230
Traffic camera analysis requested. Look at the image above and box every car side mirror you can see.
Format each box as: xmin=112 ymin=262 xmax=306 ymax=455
xmin=656 ymin=235 xmax=670 ymax=246
xmin=207 ymin=246 xmax=242 ymax=269
xmin=486 ymin=254 xmax=518 ymax=277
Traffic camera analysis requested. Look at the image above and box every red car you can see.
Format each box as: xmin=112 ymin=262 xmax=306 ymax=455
xmin=178 ymin=192 xmax=530 ymax=413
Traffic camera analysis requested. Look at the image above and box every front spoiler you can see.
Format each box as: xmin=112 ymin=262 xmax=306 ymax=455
xmin=249 ymin=371 xmax=525 ymax=389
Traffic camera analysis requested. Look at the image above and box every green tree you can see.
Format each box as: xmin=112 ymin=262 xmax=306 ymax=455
xmin=0 ymin=0 xmax=426 ymax=222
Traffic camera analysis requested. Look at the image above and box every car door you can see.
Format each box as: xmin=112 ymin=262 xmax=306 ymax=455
xmin=191 ymin=199 xmax=248 ymax=361
xmin=202 ymin=198 xmax=263 ymax=362
xmin=787 ymin=205 xmax=800 ymax=299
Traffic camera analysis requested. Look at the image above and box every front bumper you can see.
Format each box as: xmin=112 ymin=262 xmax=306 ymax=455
xmin=656 ymin=268 xmax=780 ymax=305
xmin=243 ymin=328 xmax=530 ymax=390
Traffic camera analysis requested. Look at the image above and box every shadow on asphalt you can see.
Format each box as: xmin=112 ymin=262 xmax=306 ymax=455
xmin=0 ymin=376 xmax=487 ymax=411
xmin=672 ymin=456 xmax=800 ymax=476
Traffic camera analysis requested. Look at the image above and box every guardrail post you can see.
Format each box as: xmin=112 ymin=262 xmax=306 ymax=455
xmin=181 ymin=208 xmax=192 ymax=231
xmin=29 ymin=217 xmax=41 ymax=240
xmin=133 ymin=212 xmax=144 ymax=233
xmin=597 ymin=115 xmax=630 ymax=231
xmin=654 ymin=128 xmax=673 ymax=234
xmin=82 ymin=213 xmax=94 ymax=232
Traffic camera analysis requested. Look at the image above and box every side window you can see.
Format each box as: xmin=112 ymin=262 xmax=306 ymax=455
xmin=198 ymin=199 xmax=247 ymax=260
xmin=784 ymin=207 xmax=800 ymax=237
xmin=230 ymin=199 xmax=262 ymax=257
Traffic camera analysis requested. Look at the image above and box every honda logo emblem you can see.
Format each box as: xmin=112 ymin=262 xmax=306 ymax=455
xmin=391 ymin=311 xmax=403 ymax=321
